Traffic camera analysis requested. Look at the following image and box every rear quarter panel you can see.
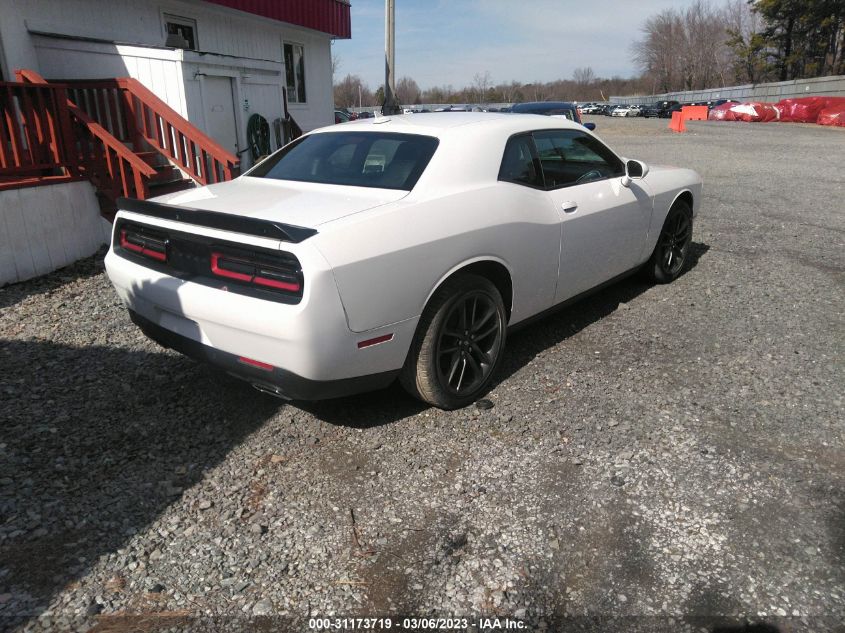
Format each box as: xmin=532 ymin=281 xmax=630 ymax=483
xmin=314 ymin=183 xmax=562 ymax=333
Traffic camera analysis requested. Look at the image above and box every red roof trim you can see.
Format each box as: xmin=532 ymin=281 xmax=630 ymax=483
xmin=203 ymin=0 xmax=351 ymax=38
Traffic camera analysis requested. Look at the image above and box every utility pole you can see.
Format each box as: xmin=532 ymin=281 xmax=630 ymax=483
xmin=383 ymin=0 xmax=399 ymax=115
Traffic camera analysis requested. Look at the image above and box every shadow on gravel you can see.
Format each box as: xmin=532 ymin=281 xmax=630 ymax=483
xmin=0 ymin=249 xmax=107 ymax=311
xmin=0 ymin=339 xmax=281 ymax=625
xmin=495 ymin=241 xmax=710 ymax=388
xmin=297 ymin=382 xmax=427 ymax=429
xmin=710 ymin=623 xmax=780 ymax=633
xmin=830 ymin=493 xmax=845 ymax=587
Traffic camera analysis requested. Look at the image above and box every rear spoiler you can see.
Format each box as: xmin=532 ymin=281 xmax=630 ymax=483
xmin=116 ymin=198 xmax=318 ymax=244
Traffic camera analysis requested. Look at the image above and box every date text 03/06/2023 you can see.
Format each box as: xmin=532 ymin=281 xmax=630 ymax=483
xmin=308 ymin=617 xmax=527 ymax=630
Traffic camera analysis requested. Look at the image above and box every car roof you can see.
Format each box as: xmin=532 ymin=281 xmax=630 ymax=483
xmin=311 ymin=112 xmax=587 ymax=139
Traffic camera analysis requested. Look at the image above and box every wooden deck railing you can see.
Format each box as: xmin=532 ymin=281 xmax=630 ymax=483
xmin=0 ymin=81 xmax=74 ymax=179
xmin=118 ymin=78 xmax=239 ymax=184
xmin=5 ymin=69 xmax=239 ymax=206
xmin=54 ymin=76 xmax=238 ymax=185
xmin=16 ymin=70 xmax=155 ymax=202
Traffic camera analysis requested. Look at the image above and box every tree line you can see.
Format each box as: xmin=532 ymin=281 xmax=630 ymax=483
xmin=333 ymin=70 xmax=649 ymax=109
xmin=334 ymin=0 xmax=845 ymax=107
xmin=635 ymin=0 xmax=844 ymax=92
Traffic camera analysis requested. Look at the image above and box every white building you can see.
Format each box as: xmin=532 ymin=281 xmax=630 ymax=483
xmin=0 ymin=0 xmax=351 ymax=161
xmin=0 ymin=0 xmax=350 ymax=286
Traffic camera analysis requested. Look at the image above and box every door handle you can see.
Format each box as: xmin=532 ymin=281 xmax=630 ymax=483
xmin=561 ymin=201 xmax=578 ymax=213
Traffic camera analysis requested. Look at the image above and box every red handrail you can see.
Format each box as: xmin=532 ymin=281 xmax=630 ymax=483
xmin=16 ymin=69 xmax=155 ymax=202
xmin=117 ymin=78 xmax=238 ymax=184
xmin=0 ymin=81 xmax=69 ymax=176
xmin=51 ymin=76 xmax=239 ymax=186
xmin=10 ymin=69 xmax=240 ymax=209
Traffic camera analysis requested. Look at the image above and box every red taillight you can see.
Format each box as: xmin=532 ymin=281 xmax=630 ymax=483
xmin=210 ymin=252 xmax=301 ymax=294
xmin=253 ymin=275 xmax=301 ymax=292
xmin=238 ymin=356 xmax=274 ymax=371
xmin=357 ymin=333 xmax=394 ymax=349
xmin=210 ymin=253 xmax=253 ymax=282
xmin=120 ymin=229 xmax=167 ymax=262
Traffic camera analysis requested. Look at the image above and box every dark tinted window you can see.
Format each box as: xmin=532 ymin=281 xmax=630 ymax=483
xmin=498 ymin=135 xmax=543 ymax=188
xmin=532 ymin=129 xmax=624 ymax=189
xmin=248 ymin=132 xmax=439 ymax=191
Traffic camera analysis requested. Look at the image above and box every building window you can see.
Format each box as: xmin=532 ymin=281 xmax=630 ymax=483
xmin=164 ymin=15 xmax=198 ymax=50
xmin=284 ymin=43 xmax=306 ymax=103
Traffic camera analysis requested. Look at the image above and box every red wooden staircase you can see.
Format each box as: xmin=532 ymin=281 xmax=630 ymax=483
xmin=6 ymin=70 xmax=239 ymax=218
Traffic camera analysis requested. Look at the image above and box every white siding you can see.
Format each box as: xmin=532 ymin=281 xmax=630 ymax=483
xmin=0 ymin=181 xmax=106 ymax=286
xmin=0 ymin=0 xmax=334 ymax=149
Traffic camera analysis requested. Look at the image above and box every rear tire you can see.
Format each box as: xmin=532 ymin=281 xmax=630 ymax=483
xmin=400 ymin=274 xmax=506 ymax=410
xmin=645 ymin=200 xmax=693 ymax=283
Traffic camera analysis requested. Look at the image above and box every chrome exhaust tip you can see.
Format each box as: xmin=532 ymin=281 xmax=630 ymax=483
xmin=251 ymin=382 xmax=291 ymax=400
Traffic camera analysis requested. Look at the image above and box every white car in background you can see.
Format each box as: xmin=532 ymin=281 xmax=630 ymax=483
xmin=611 ymin=104 xmax=634 ymax=117
xmin=105 ymin=113 xmax=702 ymax=409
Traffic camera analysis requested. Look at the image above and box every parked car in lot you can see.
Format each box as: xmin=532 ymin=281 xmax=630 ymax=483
xmin=709 ymin=98 xmax=740 ymax=109
xmin=510 ymin=101 xmax=596 ymax=130
xmin=105 ymin=113 xmax=701 ymax=408
xmin=334 ymin=110 xmax=350 ymax=124
xmin=611 ymin=104 xmax=634 ymax=117
xmin=641 ymin=101 xmax=680 ymax=118
xmin=666 ymin=101 xmax=709 ymax=117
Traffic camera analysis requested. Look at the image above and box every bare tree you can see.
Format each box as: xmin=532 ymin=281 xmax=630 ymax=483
xmin=632 ymin=9 xmax=684 ymax=92
xmin=472 ymin=71 xmax=493 ymax=103
xmin=572 ymin=66 xmax=596 ymax=86
xmin=333 ymin=74 xmax=373 ymax=109
xmin=496 ymin=80 xmax=523 ymax=104
xmin=633 ymin=2 xmax=734 ymax=92
xmin=331 ymin=52 xmax=341 ymax=80
xmin=395 ymin=76 xmax=421 ymax=106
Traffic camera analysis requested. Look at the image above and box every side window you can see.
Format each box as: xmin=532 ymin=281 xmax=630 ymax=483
xmin=532 ymin=130 xmax=624 ymax=189
xmin=164 ymin=14 xmax=198 ymax=50
xmin=284 ymin=43 xmax=306 ymax=103
xmin=498 ymin=135 xmax=543 ymax=188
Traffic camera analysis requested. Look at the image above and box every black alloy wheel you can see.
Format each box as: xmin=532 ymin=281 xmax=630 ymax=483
xmin=400 ymin=274 xmax=506 ymax=409
xmin=646 ymin=200 xmax=693 ymax=283
xmin=435 ymin=290 xmax=502 ymax=396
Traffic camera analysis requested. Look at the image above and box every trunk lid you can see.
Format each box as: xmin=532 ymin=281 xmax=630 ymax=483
xmin=152 ymin=177 xmax=408 ymax=228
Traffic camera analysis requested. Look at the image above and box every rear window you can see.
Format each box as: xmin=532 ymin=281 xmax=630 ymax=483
xmin=247 ymin=132 xmax=439 ymax=191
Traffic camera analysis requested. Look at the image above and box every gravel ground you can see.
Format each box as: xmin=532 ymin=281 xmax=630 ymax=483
xmin=1 ymin=117 xmax=843 ymax=633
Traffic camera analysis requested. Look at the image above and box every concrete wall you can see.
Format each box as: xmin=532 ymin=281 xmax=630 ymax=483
xmin=611 ymin=75 xmax=845 ymax=105
xmin=0 ymin=181 xmax=109 ymax=286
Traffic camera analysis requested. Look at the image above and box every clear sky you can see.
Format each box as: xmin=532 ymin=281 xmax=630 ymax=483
xmin=332 ymin=0 xmax=707 ymax=90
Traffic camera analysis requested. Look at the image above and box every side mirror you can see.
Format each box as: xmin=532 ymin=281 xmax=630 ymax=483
xmin=621 ymin=159 xmax=648 ymax=187
xmin=583 ymin=122 xmax=596 ymax=131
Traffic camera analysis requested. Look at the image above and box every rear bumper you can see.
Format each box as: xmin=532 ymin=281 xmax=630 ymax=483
xmin=130 ymin=310 xmax=399 ymax=400
xmin=104 ymin=211 xmax=418 ymax=388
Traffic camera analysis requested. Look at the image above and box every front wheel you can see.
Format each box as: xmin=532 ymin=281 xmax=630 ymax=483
xmin=645 ymin=200 xmax=693 ymax=283
xmin=400 ymin=274 xmax=506 ymax=409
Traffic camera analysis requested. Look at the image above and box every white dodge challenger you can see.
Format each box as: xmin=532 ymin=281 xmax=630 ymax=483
xmin=105 ymin=113 xmax=701 ymax=409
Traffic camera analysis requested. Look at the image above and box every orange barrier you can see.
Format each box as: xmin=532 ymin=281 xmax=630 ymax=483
xmin=681 ymin=105 xmax=708 ymax=121
xmin=669 ymin=111 xmax=686 ymax=133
